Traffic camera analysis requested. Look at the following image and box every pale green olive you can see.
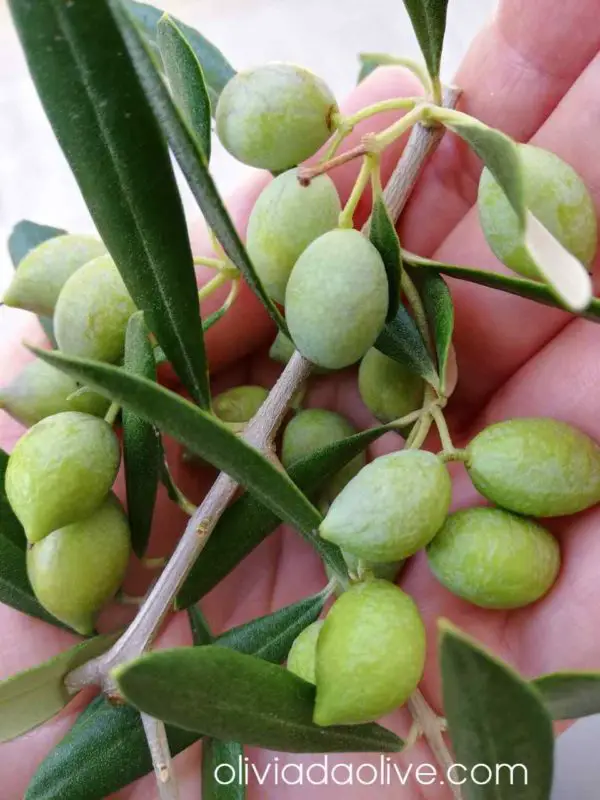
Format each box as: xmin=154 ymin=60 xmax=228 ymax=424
xmin=268 ymin=332 xmax=329 ymax=375
xmin=478 ymin=144 xmax=597 ymax=279
xmin=212 ymin=386 xmax=269 ymax=424
xmin=27 ymin=493 xmax=131 ymax=634
xmin=3 ymin=234 xmax=106 ymax=316
xmin=358 ymin=347 xmax=425 ymax=424
xmin=467 ymin=417 xmax=600 ymax=517
xmin=0 ymin=359 xmax=109 ymax=428
xmin=286 ymin=620 xmax=324 ymax=685
xmin=320 ymin=450 xmax=452 ymax=562
xmin=314 ymin=579 xmax=426 ymax=726
xmin=285 ymin=229 xmax=389 ymax=369
xmin=246 ymin=170 xmax=341 ymax=303
xmin=427 ymin=507 xmax=560 ymax=609
xmin=216 ymin=63 xmax=338 ymax=171
xmin=54 ymin=255 xmax=137 ymax=363
xmin=5 ymin=411 xmax=120 ymax=543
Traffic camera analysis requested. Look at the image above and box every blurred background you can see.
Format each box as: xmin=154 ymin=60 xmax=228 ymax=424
xmin=0 ymin=1 xmax=598 ymax=796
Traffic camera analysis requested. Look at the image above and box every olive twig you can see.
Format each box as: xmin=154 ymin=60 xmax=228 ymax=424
xmin=192 ymin=255 xmax=226 ymax=270
xmin=198 ymin=271 xmax=231 ymax=302
xmin=297 ymin=143 xmax=367 ymax=185
xmin=338 ymin=154 xmax=378 ymax=229
xmin=401 ymin=270 xmax=434 ymax=353
xmin=141 ymin=713 xmax=180 ymax=800
xmin=431 ymin=405 xmax=456 ymax=452
xmin=104 ymin=401 xmax=121 ymax=426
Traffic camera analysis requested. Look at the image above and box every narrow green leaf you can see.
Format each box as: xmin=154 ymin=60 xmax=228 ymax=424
xmin=405 ymin=253 xmax=600 ymax=322
xmin=0 ymin=632 xmax=118 ymax=743
xmin=188 ymin=605 xmax=214 ymax=645
xmin=30 ymin=348 xmax=322 ymax=543
xmin=110 ymin=0 xmax=287 ymax=335
xmin=440 ymin=621 xmax=553 ymax=799
xmin=409 ymin=269 xmax=454 ymax=393
xmin=123 ymin=313 xmax=161 ymax=558
xmin=125 ymin=0 xmax=235 ymax=110
xmin=203 ymin=739 xmax=244 ymax=800
xmin=115 ymin=646 xmax=403 ymax=753
xmin=402 ymin=0 xmax=449 ymax=79
xmin=370 ymin=196 xmax=402 ymax=320
xmin=7 ymin=219 xmax=66 ymax=266
xmin=0 ymin=450 xmax=26 ymax=550
xmin=357 ymin=53 xmax=394 ymax=83
xmin=375 ymin=302 xmax=439 ymax=389
xmin=8 ymin=0 xmax=210 ymax=408
xmin=176 ymin=425 xmax=388 ymax=607
xmin=533 ymin=672 xmax=600 ymax=720
xmin=157 ymin=14 xmax=212 ymax=161
xmin=216 ymin=590 xmax=328 ymax=664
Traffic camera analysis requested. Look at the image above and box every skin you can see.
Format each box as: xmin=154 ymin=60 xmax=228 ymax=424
xmin=1 ymin=0 xmax=600 ymax=795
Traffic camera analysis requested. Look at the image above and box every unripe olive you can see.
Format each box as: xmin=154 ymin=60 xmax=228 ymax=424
xmin=27 ymin=493 xmax=131 ymax=634
xmin=0 ymin=359 xmax=109 ymax=428
xmin=320 ymin=450 xmax=452 ymax=562
xmin=314 ymin=579 xmax=426 ymax=726
xmin=246 ymin=170 xmax=341 ymax=304
xmin=281 ymin=409 xmax=365 ymax=503
xmin=467 ymin=417 xmax=600 ymax=517
xmin=478 ymin=144 xmax=597 ymax=280
xmin=5 ymin=411 xmax=120 ymax=543
xmin=216 ymin=63 xmax=339 ymax=172
xmin=212 ymin=386 xmax=269 ymax=424
xmin=54 ymin=255 xmax=137 ymax=363
xmin=285 ymin=229 xmax=388 ymax=369
xmin=427 ymin=507 xmax=560 ymax=609
xmin=3 ymin=234 xmax=107 ymax=317
xmin=286 ymin=620 xmax=324 ymax=685
xmin=269 ymin=332 xmax=329 ymax=375
xmin=358 ymin=347 xmax=425 ymax=423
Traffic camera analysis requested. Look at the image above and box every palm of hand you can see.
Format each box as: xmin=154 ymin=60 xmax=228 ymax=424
xmin=1 ymin=1 xmax=600 ymax=797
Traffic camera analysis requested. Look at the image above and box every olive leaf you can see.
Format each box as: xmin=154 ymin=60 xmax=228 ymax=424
xmin=404 ymin=252 xmax=600 ymax=322
xmin=0 ymin=632 xmax=118 ymax=743
xmin=175 ymin=425 xmax=390 ymax=607
xmin=203 ymin=739 xmax=244 ymax=800
xmin=370 ymin=195 xmax=402 ymax=320
xmin=123 ymin=312 xmax=161 ymax=558
xmin=375 ymin=302 xmax=439 ymax=390
xmin=357 ymin=53 xmax=395 ymax=83
xmin=8 ymin=0 xmax=210 ymax=409
xmin=533 ymin=672 xmax=600 ymax=721
xmin=188 ymin=604 xmax=214 ymax=646
xmin=401 ymin=0 xmax=449 ymax=79
xmin=157 ymin=14 xmax=212 ymax=161
xmin=408 ymin=268 xmax=454 ymax=393
xmin=440 ymin=621 xmax=554 ymax=799
xmin=114 ymin=646 xmax=404 ymax=753
xmin=125 ymin=0 xmax=235 ymax=110
xmin=110 ymin=0 xmax=288 ymax=336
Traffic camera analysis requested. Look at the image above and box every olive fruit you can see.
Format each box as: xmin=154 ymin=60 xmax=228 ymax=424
xmin=286 ymin=620 xmax=324 ymax=685
xmin=0 ymin=359 xmax=109 ymax=428
xmin=281 ymin=409 xmax=365 ymax=503
xmin=427 ymin=507 xmax=560 ymax=609
xmin=54 ymin=255 xmax=137 ymax=363
xmin=216 ymin=63 xmax=338 ymax=172
xmin=3 ymin=234 xmax=106 ymax=317
xmin=285 ymin=229 xmax=388 ymax=369
xmin=212 ymin=385 xmax=269 ymax=424
xmin=269 ymin=331 xmax=329 ymax=374
xmin=5 ymin=411 xmax=120 ymax=543
xmin=478 ymin=144 xmax=597 ymax=280
xmin=27 ymin=493 xmax=131 ymax=634
xmin=320 ymin=450 xmax=452 ymax=562
xmin=358 ymin=347 xmax=425 ymax=423
xmin=314 ymin=579 xmax=426 ymax=726
xmin=246 ymin=170 xmax=341 ymax=303
xmin=467 ymin=417 xmax=600 ymax=517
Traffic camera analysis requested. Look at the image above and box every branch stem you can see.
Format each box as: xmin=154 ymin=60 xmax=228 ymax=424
xmin=141 ymin=714 xmax=179 ymax=800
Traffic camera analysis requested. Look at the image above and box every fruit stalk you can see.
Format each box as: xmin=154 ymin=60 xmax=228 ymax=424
xmin=141 ymin=713 xmax=179 ymax=800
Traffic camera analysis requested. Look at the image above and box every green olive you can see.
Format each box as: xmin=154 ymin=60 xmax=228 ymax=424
xmin=358 ymin=347 xmax=425 ymax=424
xmin=314 ymin=579 xmax=426 ymax=726
xmin=285 ymin=229 xmax=389 ymax=369
xmin=212 ymin=386 xmax=269 ymax=424
xmin=324 ymin=551 xmax=405 ymax=593
xmin=478 ymin=144 xmax=597 ymax=280
xmin=268 ymin=331 xmax=329 ymax=374
xmin=5 ymin=411 xmax=120 ymax=543
xmin=281 ymin=408 xmax=365 ymax=503
xmin=286 ymin=620 xmax=324 ymax=685
xmin=0 ymin=359 xmax=109 ymax=428
xmin=27 ymin=493 xmax=131 ymax=634
xmin=427 ymin=507 xmax=560 ymax=609
xmin=467 ymin=417 xmax=600 ymax=517
xmin=54 ymin=255 xmax=137 ymax=363
xmin=246 ymin=170 xmax=341 ymax=303
xmin=320 ymin=450 xmax=452 ymax=562
xmin=216 ymin=63 xmax=339 ymax=171
xmin=3 ymin=234 xmax=107 ymax=316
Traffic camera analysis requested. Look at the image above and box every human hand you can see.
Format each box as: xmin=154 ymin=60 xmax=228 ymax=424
xmin=2 ymin=0 xmax=600 ymax=796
